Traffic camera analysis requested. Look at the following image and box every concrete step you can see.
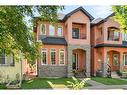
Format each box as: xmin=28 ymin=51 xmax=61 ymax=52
xmin=75 ymin=72 xmax=86 ymax=78
xmin=111 ymin=72 xmax=121 ymax=79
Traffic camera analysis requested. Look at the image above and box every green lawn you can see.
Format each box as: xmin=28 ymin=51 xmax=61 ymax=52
xmin=21 ymin=78 xmax=89 ymax=89
xmin=92 ymin=77 xmax=127 ymax=85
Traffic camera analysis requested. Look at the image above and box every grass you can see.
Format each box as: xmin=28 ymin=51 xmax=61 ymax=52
xmin=21 ymin=78 xmax=89 ymax=89
xmin=0 ymin=84 xmax=7 ymax=89
xmin=92 ymin=77 xmax=127 ymax=85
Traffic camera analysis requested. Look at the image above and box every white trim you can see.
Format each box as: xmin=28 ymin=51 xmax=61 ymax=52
xmin=40 ymin=24 xmax=46 ymax=35
xmin=123 ymin=54 xmax=127 ymax=66
xmin=50 ymin=48 xmax=56 ymax=65
xmin=59 ymin=49 xmax=65 ymax=65
xmin=57 ymin=26 xmax=63 ymax=37
xmin=41 ymin=48 xmax=48 ymax=65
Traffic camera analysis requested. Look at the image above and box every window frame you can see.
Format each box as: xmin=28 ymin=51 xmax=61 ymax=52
xmin=50 ymin=48 xmax=56 ymax=65
xmin=40 ymin=24 xmax=46 ymax=35
xmin=113 ymin=54 xmax=119 ymax=66
xmin=49 ymin=25 xmax=55 ymax=36
xmin=59 ymin=49 xmax=65 ymax=65
xmin=41 ymin=48 xmax=48 ymax=65
xmin=72 ymin=28 xmax=80 ymax=39
xmin=123 ymin=54 xmax=127 ymax=66
xmin=57 ymin=26 xmax=63 ymax=37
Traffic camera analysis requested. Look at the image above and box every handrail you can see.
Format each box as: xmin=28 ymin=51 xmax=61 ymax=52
xmin=106 ymin=63 xmax=112 ymax=77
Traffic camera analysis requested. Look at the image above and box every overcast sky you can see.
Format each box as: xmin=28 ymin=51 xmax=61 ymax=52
xmin=59 ymin=6 xmax=112 ymax=19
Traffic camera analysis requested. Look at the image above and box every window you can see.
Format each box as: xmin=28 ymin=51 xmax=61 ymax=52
xmin=72 ymin=28 xmax=79 ymax=39
xmin=59 ymin=49 xmax=65 ymax=64
xmin=0 ymin=53 xmax=5 ymax=65
xmin=113 ymin=54 xmax=119 ymax=66
xmin=57 ymin=26 xmax=63 ymax=37
xmin=41 ymin=49 xmax=47 ymax=64
xmin=123 ymin=33 xmax=127 ymax=41
xmin=49 ymin=25 xmax=55 ymax=36
xmin=123 ymin=54 xmax=127 ymax=66
xmin=40 ymin=24 xmax=46 ymax=35
xmin=51 ymin=49 xmax=56 ymax=64
xmin=0 ymin=53 xmax=15 ymax=66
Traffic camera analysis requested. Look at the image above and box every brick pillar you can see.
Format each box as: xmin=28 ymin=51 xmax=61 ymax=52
xmin=120 ymin=52 xmax=123 ymax=72
xmin=86 ymin=49 xmax=91 ymax=77
xmin=102 ymin=49 xmax=107 ymax=77
xmin=67 ymin=47 xmax=73 ymax=77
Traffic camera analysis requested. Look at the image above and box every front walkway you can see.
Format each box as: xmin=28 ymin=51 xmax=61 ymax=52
xmin=79 ymin=78 xmax=127 ymax=90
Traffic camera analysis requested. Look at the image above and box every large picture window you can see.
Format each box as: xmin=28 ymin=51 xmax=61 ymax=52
xmin=41 ymin=49 xmax=47 ymax=64
xmin=123 ymin=54 xmax=127 ymax=66
xmin=59 ymin=49 xmax=65 ymax=65
xmin=40 ymin=24 xmax=46 ymax=35
xmin=51 ymin=49 xmax=56 ymax=64
xmin=49 ymin=25 xmax=55 ymax=36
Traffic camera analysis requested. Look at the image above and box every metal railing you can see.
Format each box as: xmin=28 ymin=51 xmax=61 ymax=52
xmin=72 ymin=33 xmax=86 ymax=39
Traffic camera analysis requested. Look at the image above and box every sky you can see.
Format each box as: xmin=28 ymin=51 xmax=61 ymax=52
xmin=59 ymin=6 xmax=112 ymax=19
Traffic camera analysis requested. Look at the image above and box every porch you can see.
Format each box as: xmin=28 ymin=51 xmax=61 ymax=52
xmin=94 ymin=47 xmax=127 ymax=77
xmin=67 ymin=45 xmax=91 ymax=78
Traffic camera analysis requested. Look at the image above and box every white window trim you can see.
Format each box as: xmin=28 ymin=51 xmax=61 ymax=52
xmin=59 ymin=49 xmax=65 ymax=65
xmin=40 ymin=24 xmax=46 ymax=35
xmin=41 ymin=48 xmax=48 ymax=65
xmin=57 ymin=26 xmax=63 ymax=37
xmin=123 ymin=54 xmax=127 ymax=66
xmin=49 ymin=25 xmax=55 ymax=36
xmin=50 ymin=48 xmax=56 ymax=65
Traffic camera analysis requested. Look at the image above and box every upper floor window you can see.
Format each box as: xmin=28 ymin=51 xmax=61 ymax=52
xmin=107 ymin=28 xmax=120 ymax=41
xmin=40 ymin=24 xmax=46 ymax=35
xmin=123 ymin=33 xmax=127 ymax=41
xmin=72 ymin=28 xmax=79 ymax=39
xmin=59 ymin=49 xmax=65 ymax=65
xmin=41 ymin=49 xmax=47 ymax=65
xmin=57 ymin=26 xmax=63 ymax=37
xmin=49 ymin=25 xmax=55 ymax=36
xmin=50 ymin=49 xmax=56 ymax=64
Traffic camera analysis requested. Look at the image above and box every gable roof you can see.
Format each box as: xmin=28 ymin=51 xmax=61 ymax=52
xmin=91 ymin=12 xmax=115 ymax=25
xmin=62 ymin=7 xmax=94 ymax=22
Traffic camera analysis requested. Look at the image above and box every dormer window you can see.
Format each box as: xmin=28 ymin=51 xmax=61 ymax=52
xmin=49 ymin=25 xmax=55 ymax=36
xmin=40 ymin=24 xmax=46 ymax=35
xmin=72 ymin=28 xmax=79 ymax=39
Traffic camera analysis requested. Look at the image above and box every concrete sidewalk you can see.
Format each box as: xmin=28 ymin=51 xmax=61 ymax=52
xmin=79 ymin=78 xmax=127 ymax=90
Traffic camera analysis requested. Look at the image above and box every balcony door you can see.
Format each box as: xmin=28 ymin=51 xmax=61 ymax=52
xmin=72 ymin=28 xmax=79 ymax=39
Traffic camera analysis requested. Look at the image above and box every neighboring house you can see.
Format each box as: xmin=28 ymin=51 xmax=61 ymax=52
xmin=34 ymin=7 xmax=94 ymax=77
xmin=91 ymin=13 xmax=127 ymax=76
xmin=0 ymin=53 xmax=26 ymax=81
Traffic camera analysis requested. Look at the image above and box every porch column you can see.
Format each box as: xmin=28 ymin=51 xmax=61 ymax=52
xmin=120 ymin=52 xmax=123 ymax=72
xmin=102 ymin=49 xmax=107 ymax=77
xmin=86 ymin=49 xmax=91 ymax=77
xmin=67 ymin=47 xmax=73 ymax=77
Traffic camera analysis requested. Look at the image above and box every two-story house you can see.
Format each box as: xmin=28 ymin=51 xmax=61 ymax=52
xmin=34 ymin=6 xmax=127 ymax=78
xmin=34 ymin=7 xmax=94 ymax=77
xmin=91 ymin=13 xmax=127 ymax=77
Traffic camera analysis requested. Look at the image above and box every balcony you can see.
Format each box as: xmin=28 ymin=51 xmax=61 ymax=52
xmin=72 ymin=33 xmax=86 ymax=39
xmin=72 ymin=27 xmax=86 ymax=39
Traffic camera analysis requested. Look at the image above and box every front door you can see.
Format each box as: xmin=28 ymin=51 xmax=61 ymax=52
xmin=72 ymin=53 xmax=79 ymax=70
